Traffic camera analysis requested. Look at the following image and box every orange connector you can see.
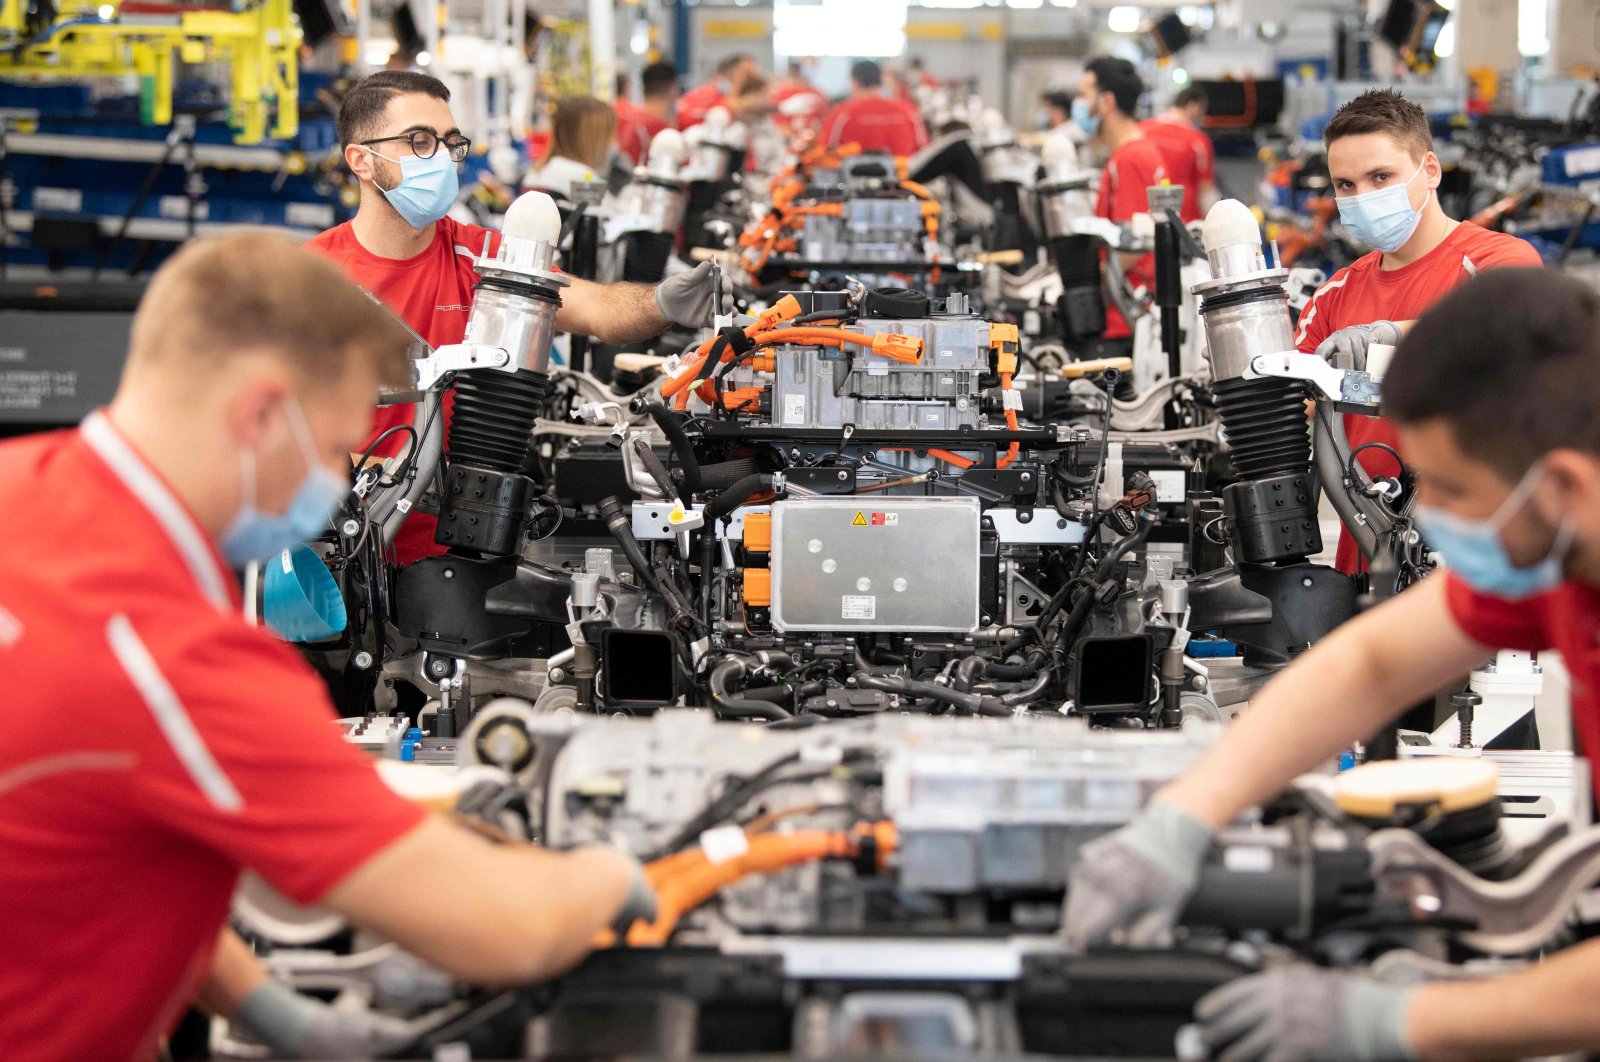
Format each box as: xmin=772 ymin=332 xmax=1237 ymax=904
xmin=742 ymin=568 xmax=772 ymax=607
xmin=743 ymin=512 xmax=772 ymax=553
xmin=989 ymin=323 xmax=1020 ymax=375
xmin=720 ymin=386 xmax=765 ymax=413
xmin=870 ymin=332 xmax=925 ymax=365
xmin=752 ymin=294 xmax=803 ymax=333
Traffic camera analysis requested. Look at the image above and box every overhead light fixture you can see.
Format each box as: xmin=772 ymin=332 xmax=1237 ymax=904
xmin=1171 ymin=67 xmax=1190 ymax=85
xmin=97 ymin=4 xmax=114 ymax=18
xmin=1048 ymin=0 xmax=1078 ymax=6
xmin=1433 ymin=17 xmax=1455 ymax=57
xmin=415 ymin=50 xmax=433 ymax=66
xmin=1517 ymin=0 xmax=1549 ymax=57
xmin=1006 ymin=0 xmax=1043 ymax=9
xmin=1107 ymin=5 xmax=1141 ymax=33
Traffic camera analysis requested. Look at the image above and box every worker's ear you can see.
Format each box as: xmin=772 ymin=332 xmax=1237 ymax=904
xmin=223 ymin=373 xmax=294 ymax=457
xmin=1533 ymin=449 xmax=1600 ymax=528
xmin=1423 ymin=150 xmax=1442 ymax=191
xmin=345 ymin=142 xmax=378 ymax=185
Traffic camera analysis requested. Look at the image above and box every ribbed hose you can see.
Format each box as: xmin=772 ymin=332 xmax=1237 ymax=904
xmin=1049 ymin=234 xmax=1106 ymax=341
xmin=446 ymin=369 xmax=551 ymax=473
xmin=1212 ymin=376 xmax=1313 ymax=479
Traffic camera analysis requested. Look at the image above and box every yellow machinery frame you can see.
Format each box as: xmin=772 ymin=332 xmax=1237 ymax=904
xmin=0 ymin=0 xmax=302 ymax=144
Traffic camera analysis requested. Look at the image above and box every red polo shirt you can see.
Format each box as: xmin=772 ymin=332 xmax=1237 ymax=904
xmin=1094 ymin=135 xmax=1169 ymax=340
xmin=305 ymin=216 xmax=502 ymax=564
xmin=1139 ymin=118 xmax=1214 ymax=223
xmin=1446 ymin=573 xmax=1600 ymax=790
xmin=676 ymin=81 xmax=728 ymax=131
xmin=0 ymin=413 xmax=426 ymax=1062
xmin=821 ymin=95 xmax=928 ymax=158
xmin=617 ymin=98 xmax=671 ymax=165
xmin=1294 ymin=223 xmax=1542 ymax=572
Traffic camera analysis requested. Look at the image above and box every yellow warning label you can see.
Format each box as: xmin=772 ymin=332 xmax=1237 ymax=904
xmin=852 ymin=512 xmax=868 ymax=527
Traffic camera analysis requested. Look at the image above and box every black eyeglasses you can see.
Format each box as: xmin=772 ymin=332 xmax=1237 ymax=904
xmin=361 ymin=129 xmax=472 ymax=163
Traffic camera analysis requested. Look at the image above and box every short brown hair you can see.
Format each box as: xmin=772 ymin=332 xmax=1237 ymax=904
xmin=1323 ymin=88 xmax=1432 ymax=159
xmin=128 ymin=233 xmax=413 ymax=389
xmin=1385 ymin=268 xmax=1595 ymax=480
xmin=337 ymin=70 xmax=451 ymax=150
xmin=548 ymin=96 xmax=618 ymax=172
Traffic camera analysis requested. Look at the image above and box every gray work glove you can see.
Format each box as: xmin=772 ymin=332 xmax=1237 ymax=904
xmin=1314 ymin=320 xmax=1401 ymax=372
xmin=653 ymin=260 xmax=734 ymax=329
xmin=234 ymin=977 xmax=418 ymax=1059
xmin=1061 ymin=800 xmax=1213 ymax=950
xmin=1196 ymin=966 xmax=1417 ymax=1062
xmin=610 ymin=853 xmax=660 ymax=937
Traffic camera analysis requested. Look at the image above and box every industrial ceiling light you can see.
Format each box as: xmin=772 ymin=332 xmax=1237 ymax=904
xmin=1107 ymin=6 xmax=1142 ymax=33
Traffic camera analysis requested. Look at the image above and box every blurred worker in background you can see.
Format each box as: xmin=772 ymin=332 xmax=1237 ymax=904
xmin=1293 ymin=89 xmax=1542 ymax=574
xmin=1065 ymin=267 xmax=1600 ymax=1062
xmin=1140 ymin=85 xmax=1216 ymax=222
xmin=822 ymin=59 xmax=929 ymax=158
xmin=677 ymin=53 xmax=761 ymax=130
xmin=525 ymin=95 xmax=618 ymax=195
xmin=1078 ymin=56 xmax=1168 ymax=349
xmin=1039 ymin=90 xmax=1076 ymax=135
xmin=908 ymin=56 xmax=940 ymax=93
xmin=0 ymin=235 xmax=654 ymax=1061
xmin=617 ymin=60 xmax=680 ymax=165
xmin=772 ymin=59 xmax=827 ymax=136
xmin=308 ymin=71 xmax=727 ymax=565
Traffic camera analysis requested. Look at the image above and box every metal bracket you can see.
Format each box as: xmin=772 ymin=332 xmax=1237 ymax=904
xmin=413 ymin=343 xmax=514 ymax=391
xmin=1247 ymin=350 xmax=1382 ymax=409
xmin=1367 ymin=823 xmax=1600 ymax=954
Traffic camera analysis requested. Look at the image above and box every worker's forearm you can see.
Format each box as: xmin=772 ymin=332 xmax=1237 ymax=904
xmin=557 ymin=278 xmax=668 ymax=344
xmin=192 ymin=929 xmax=269 ymax=1019
xmin=506 ymin=844 xmax=635 ymax=981
xmin=1408 ymin=941 xmax=1600 ymax=1059
xmin=1159 ymin=579 xmax=1481 ymax=828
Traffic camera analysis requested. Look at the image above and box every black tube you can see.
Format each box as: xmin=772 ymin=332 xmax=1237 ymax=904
xmin=1154 ymin=212 xmax=1183 ymax=383
xmin=851 ymin=672 xmax=1010 ymax=717
xmin=1000 ymin=670 xmax=1051 ymax=707
xmin=953 ymin=656 xmax=987 ymax=693
xmin=703 ymin=473 xmax=774 ymax=522
xmin=598 ymin=495 xmax=661 ymax=595
xmin=699 ymin=530 xmax=717 ymax=625
xmin=632 ymin=437 xmax=678 ymax=499
xmin=710 ymin=660 xmax=793 ymax=720
xmin=639 ymin=401 xmax=701 ymax=502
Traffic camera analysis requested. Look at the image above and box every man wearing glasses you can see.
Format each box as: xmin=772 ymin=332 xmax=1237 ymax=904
xmin=309 ymin=71 xmax=722 ymax=563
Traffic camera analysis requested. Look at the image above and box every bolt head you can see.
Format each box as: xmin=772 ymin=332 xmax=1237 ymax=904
xmin=341 ymin=519 xmax=362 ymax=537
xmin=353 ymin=651 xmax=374 ymax=669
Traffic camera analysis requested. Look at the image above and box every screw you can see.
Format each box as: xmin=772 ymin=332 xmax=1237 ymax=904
xmin=443 ymin=569 xmax=455 ymax=579
xmin=341 ymin=518 xmax=361 ymax=537
xmin=837 ymin=470 xmax=849 ymax=481
xmin=550 ymin=667 xmax=567 ymax=683
xmin=1301 ymin=577 xmax=1313 ymax=588
xmin=353 ymin=651 xmax=374 ymax=670
xmin=1020 ymin=472 xmax=1032 ymax=483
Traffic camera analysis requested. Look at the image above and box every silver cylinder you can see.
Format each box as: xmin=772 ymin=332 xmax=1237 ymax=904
xmin=462 ymin=285 xmax=562 ymax=374
xmin=1206 ymin=242 xmax=1265 ymax=279
xmin=1038 ymin=180 xmax=1094 ymax=240
xmin=1199 ymin=291 xmax=1295 ymax=381
xmin=620 ymin=178 xmax=689 ymax=236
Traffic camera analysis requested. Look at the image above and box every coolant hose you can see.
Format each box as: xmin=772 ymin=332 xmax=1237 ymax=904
xmin=703 ymin=474 xmax=775 ymax=522
xmin=1312 ymin=404 xmax=1386 ymax=560
xmin=709 ymin=659 xmax=793 ymax=720
xmin=598 ymin=495 xmax=662 ymax=595
xmin=639 ymin=400 xmax=702 ymax=502
xmin=851 ymin=672 xmax=1010 ymax=717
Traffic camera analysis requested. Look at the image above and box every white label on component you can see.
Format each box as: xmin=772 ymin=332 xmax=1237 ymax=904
xmin=285 ymin=201 xmax=336 ymax=229
xmin=1148 ymin=468 xmax=1187 ymax=503
xmin=699 ymin=824 xmax=750 ymax=864
xmin=281 ymin=549 xmax=295 ymax=574
xmin=842 ymin=594 xmax=876 ymax=620
xmin=32 ymin=187 xmax=82 ymax=213
xmin=1002 ymin=390 xmax=1024 ymax=411
xmin=1564 ymin=146 xmax=1600 ymax=178
xmin=784 ymin=394 xmax=807 ymax=425
xmin=158 ymin=196 xmax=210 ymax=220
xmin=1222 ymin=845 xmax=1274 ymax=873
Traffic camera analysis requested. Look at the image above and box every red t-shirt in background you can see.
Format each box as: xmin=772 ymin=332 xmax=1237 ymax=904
xmin=1445 ymin=572 xmax=1600 ymax=791
xmin=772 ymin=81 xmax=827 ymax=134
xmin=0 ymin=414 xmax=426 ymax=1062
xmin=821 ymin=95 xmax=929 ymax=158
xmin=305 ymin=216 xmax=503 ymax=564
xmin=1294 ymin=222 xmax=1542 ymax=573
xmin=1094 ymin=135 xmax=1169 ymax=340
xmin=676 ymin=81 xmax=728 ymax=131
xmin=617 ymin=98 xmax=671 ymax=165
xmin=1139 ymin=118 xmax=1214 ymax=223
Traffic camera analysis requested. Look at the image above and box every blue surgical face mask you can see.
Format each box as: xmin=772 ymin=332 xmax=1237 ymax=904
xmin=1414 ymin=462 xmax=1575 ymax=600
xmin=1072 ymin=98 xmax=1099 ymax=138
xmin=1336 ymin=157 xmax=1430 ymax=254
xmin=369 ymin=146 xmax=459 ymax=230
xmin=221 ymin=396 xmax=350 ymax=568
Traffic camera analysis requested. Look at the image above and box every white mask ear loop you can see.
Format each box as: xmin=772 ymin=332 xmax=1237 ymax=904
xmin=283 ymin=395 xmax=321 ymax=477
xmin=365 ymin=146 xmax=401 ymax=193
